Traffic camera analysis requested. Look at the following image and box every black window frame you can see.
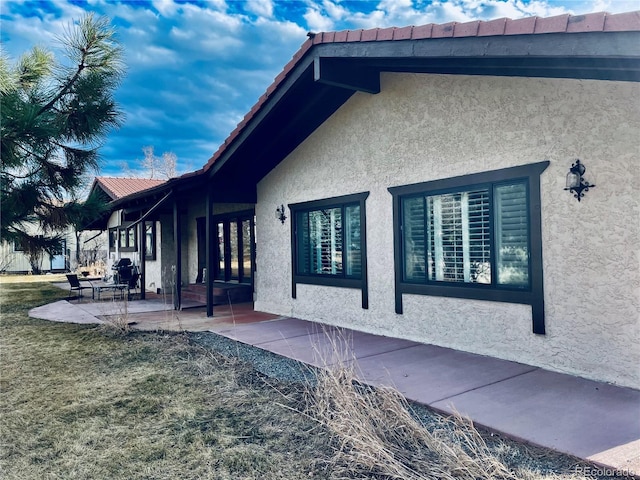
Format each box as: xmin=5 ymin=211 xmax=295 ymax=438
xmin=108 ymin=227 xmax=117 ymax=252
xmin=290 ymin=192 xmax=369 ymax=309
xmin=144 ymin=221 xmax=156 ymax=261
xmin=118 ymin=223 xmax=137 ymax=252
xmin=388 ymin=161 xmax=549 ymax=334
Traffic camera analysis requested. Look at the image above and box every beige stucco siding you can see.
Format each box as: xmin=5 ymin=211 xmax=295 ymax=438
xmin=255 ymin=73 xmax=640 ymax=389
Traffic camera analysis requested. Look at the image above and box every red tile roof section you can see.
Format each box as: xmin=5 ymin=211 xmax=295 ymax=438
xmin=201 ymin=10 xmax=640 ymax=173
xmin=95 ymin=177 xmax=166 ymax=201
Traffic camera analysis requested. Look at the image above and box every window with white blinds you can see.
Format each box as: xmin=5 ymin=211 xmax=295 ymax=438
xmin=296 ymin=204 xmax=361 ymax=277
xmin=389 ymin=161 xmax=548 ymax=334
xmin=290 ymin=192 xmax=369 ymax=309
xmin=402 ymin=181 xmax=529 ymax=289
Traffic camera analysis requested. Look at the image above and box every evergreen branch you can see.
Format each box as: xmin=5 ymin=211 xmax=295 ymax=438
xmin=36 ymin=55 xmax=86 ymax=117
xmin=37 ymin=14 xmax=123 ymax=117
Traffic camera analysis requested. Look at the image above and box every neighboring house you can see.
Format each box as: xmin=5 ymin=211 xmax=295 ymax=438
xmin=0 ymin=224 xmax=75 ymax=274
xmin=88 ymin=11 xmax=640 ymax=390
xmin=1 ymin=198 xmax=106 ymax=275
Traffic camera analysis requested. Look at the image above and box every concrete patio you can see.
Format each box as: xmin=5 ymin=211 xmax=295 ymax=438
xmin=29 ymin=296 xmax=640 ymax=475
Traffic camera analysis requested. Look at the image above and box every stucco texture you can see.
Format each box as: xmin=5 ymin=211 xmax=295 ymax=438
xmin=255 ymin=73 xmax=640 ymax=389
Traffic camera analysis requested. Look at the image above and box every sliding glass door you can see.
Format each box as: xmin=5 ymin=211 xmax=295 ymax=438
xmin=214 ymin=212 xmax=254 ymax=284
xmin=197 ymin=210 xmax=255 ymax=285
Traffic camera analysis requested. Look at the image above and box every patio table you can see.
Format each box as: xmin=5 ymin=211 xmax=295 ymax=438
xmin=89 ymin=280 xmax=128 ymax=300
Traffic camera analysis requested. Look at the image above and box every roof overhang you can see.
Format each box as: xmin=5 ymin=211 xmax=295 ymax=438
xmin=206 ymin=30 xmax=640 ymax=191
xmin=93 ymin=25 xmax=640 ymax=225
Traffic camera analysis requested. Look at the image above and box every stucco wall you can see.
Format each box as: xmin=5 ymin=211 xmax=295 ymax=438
xmin=144 ymin=221 xmax=162 ymax=292
xmin=255 ymin=73 xmax=640 ymax=389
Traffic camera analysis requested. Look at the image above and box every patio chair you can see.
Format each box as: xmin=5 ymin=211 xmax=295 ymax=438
xmin=66 ymin=274 xmax=92 ymax=302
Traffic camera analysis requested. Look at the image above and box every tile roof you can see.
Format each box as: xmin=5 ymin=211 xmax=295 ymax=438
xmin=94 ymin=177 xmax=167 ymax=201
xmin=201 ymin=10 xmax=640 ymax=174
xmin=309 ymin=10 xmax=640 ymax=41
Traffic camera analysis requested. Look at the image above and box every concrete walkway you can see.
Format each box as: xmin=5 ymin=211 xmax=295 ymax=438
xmin=29 ymin=299 xmax=640 ymax=474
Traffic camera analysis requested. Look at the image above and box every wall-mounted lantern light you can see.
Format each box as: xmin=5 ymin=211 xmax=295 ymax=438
xmin=275 ymin=204 xmax=287 ymax=224
xmin=564 ymin=159 xmax=595 ymax=202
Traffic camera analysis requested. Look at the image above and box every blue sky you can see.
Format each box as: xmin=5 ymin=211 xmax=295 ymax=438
xmin=2 ymin=0 xmax=637 ymax=178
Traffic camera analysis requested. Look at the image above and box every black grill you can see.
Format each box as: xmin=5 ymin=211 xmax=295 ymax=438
xmin=112 ymin=258 xmax=133 ymax=284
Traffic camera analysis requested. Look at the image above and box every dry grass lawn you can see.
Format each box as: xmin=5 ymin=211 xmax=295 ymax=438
xmin=0 ymin=280 xmax=332 ymax=479
xmin=0 ymin=277 xmax=609 ymax=479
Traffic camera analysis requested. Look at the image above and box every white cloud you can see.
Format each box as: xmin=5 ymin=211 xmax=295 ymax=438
xmin=125 ymin=106 xmax=164 ymax=129
xmin=476 ymin=1 xmax=530 ymax=19
xmin=129 ymin=45 xmax=179 ymax=66
xmin=160 ymin=4 xmax=247 ymax=59
xmin=169 ymin=26 xmax=194 ymax=41
xmin=309 ymin=0 xmax=623 ymax=32
xmin=427 ymin=1 xmax=475 ymax=23
xmin=304 ymin=7 xmax=335 ymax=31
xmin=580 ymin=0 xmax=640 ymax=14
xmin=253 ymin=17 xmax=307 ymax=40
xmin=512 ymin=0 xmax=569 ymax=17
xmin=246 ymin=0 xmax=274 ymax=18
xmin=128 ymin=26 xmax=153 ymax=38
xmin=180 ymin=4 xmax=244 ymax=34
xmin=376 ymin=0 xmax=416 ymax=18
xmin=104 ymin=2 xmax=158 ymax=26
xmin=323 ymin=0 xmax=350 ymax=20
xmin=152 ymin=0 xmax=179 ymax=17
xmin=303 ymin=0 xmax=364 ymax=32
xmin=199 ymin=35 xmax=245 ymax=57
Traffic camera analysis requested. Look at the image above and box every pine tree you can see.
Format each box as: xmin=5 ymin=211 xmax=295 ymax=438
xmin=0 ymin=14 xmax=125 ymax=258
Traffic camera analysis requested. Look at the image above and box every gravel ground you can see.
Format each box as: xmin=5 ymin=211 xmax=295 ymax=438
xmin=189 ymin=331 xmax=635 ymax=480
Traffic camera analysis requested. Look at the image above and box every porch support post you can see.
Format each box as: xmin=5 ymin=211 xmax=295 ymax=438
xmin=139 ymin=221 xmax=146 ymax=300
xmin=173 ymin=198 xmax=182 ymax=310
xmin=206 ymin=185 xmax=215 ymax=317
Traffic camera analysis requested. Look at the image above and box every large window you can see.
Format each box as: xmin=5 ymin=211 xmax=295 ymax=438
xmin=290 ymin=192 xmax=369 ymax=308
xmin=403 ymin=182 xmax=529 ymax=288
xmin=389 ymin=162 xmax=548 ymax=334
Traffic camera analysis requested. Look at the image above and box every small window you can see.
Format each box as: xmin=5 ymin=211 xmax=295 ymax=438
xmin=389 ymin=161 xmax=548 ymax=334
xmin=290 ymin=192 xmax=369 ymax=309
xmin=144 ymin=222 xmax=156 ymax=260
xmin=108 ymin=228 xmax=117 ymax=252
xmin=296 ymin=205 xmax=362 ymax=277
xmin=118 ymin=224 xmax=137 ymax=252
